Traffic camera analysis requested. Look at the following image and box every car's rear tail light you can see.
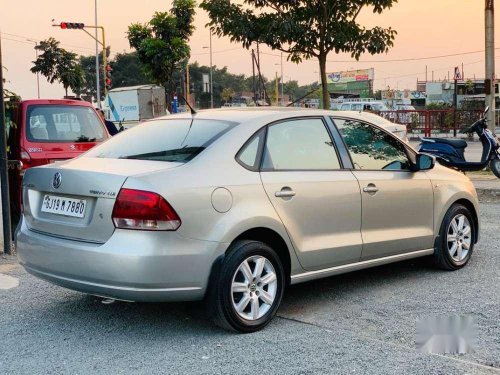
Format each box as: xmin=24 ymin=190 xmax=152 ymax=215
xmin=20 ymin=148 xmax=32 ymax=174
xmin=112 ymin=189 xmax=181 ymax=231
xmin=19 ymin=148 xmax=49 ymax=175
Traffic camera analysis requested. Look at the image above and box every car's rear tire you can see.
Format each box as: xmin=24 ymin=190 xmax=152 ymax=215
xmin=209 ymin=240 xmax=285 ymax=333
xmin=433 ymin=204 xmax=475 ymax=270
xmin=490 ymin=158 xmax=500 ymax=178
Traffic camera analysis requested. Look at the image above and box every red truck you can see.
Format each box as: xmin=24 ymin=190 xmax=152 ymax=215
xmin=6 ymin=99 xmax=110 ymax=220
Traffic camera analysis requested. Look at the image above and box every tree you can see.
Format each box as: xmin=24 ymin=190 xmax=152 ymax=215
xmin=127 ymin=0 xmax=195 ymax=96
xmin=79 ymin=47 xmax=110 ymax=101
xmin=31 ymin=38 xmax=84 ymax=96
xmin=221 ymin=87 xmax=235 ymax=104
xmin=201 ymin=0 xmax=397 ymax=109
xmin=111 ymin=52 xmax=151 ymax=88
xmin=58 ymin=50 xmax=85 ymax=96
xmin=79 ymin=51 xmax=151 ymax=101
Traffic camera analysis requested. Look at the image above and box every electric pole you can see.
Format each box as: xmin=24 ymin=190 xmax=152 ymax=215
xmin=0 ymin=35 xmax=12 ymax=254
xmin=485 ymin=0 xmax=496 ymax=132
xmin=95 ymin=0 xmax=101 ymax=107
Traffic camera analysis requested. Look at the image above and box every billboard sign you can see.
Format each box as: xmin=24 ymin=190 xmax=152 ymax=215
xmin=327 ymin=68 xmax=374 ymax=84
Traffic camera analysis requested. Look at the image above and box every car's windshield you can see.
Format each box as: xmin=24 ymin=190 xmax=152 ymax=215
xmin=85 ymin=118 xmax=238 ymax=163
xmin=26 ymin=105 xmax=105 ymax=143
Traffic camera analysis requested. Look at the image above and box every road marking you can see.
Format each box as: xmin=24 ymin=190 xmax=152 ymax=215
xmin=0 ymin=273 xmax=19 ymax=290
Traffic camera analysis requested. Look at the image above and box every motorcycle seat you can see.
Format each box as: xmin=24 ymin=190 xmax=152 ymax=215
xmin=421 ymin=138 xmax=468 ymax=149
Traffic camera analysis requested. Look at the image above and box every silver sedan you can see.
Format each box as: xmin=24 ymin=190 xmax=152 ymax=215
xmin=17 ymin=108 xmax=479 ymax=332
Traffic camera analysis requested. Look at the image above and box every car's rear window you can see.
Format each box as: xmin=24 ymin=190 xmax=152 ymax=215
xmin=85 ymin=118 xmax=238 ymax=163
xmin=26 ymin=105 xmax=105 ymax=143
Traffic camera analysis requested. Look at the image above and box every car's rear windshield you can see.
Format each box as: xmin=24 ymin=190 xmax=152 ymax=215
xmin=26 ymin=105 xmax=106 ymax=143
xmin=85 ymin=118 xmax=238 ymax=163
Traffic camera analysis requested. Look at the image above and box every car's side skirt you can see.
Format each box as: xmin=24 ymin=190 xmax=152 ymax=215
xmin=290 ymin=248 xmax=434 ymax=285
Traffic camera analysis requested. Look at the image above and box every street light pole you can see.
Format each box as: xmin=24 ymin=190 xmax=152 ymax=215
xmin=280 ymin=52 xmax=284 ymax=106
xmin=0 ymin=35 xmax=12 ymax=254
xmin=27 ymin=39 xmax=40 ymax=98
xmin=209 ymin=31 xmax=213 ymax=109
xmin=94 ymin=0 xmax=101 ymax=108
xmin=485 ymin=0 xmax=496 ymax=132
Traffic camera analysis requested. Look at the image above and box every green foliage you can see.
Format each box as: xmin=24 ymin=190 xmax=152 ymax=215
xmin=221 ymin=87 xmax=235 ymax=103
xmin=111 ymin=52 xmax=151 ymax=88
xmin=201 ymin=0 xmax=397 ymax=109
xmin=187 ymin=62 xmax=320 ymax=108
xmin=426 ymin=102 xmax=450 ymax=110
xmin=127 ymin=0 xmax=196 ymax=90
xmin=31 ymin=38 xmax=84 ymax=96
xmin=79 ymin=51 xmax=151 ymax=100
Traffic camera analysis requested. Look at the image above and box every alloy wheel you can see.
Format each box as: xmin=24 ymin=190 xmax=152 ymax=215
xmin=231 ymin=255 xmax=278 ymax=321
xmin=447 ymin=214 xmax=472 ymax=262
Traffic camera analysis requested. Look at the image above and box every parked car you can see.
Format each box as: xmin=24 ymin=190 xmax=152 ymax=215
xmin=17 ymin=108 xmax=479 ymax=333
xmin=6 ymin=99 xmax=109 ymax=219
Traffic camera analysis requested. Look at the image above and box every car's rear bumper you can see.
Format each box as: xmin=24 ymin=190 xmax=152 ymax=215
xmin=16 ymin=219 xmax=228 ymax=302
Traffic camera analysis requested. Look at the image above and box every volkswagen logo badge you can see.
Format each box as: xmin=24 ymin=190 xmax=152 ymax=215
xmin=52 ymin=172 xmax=62 ymax=189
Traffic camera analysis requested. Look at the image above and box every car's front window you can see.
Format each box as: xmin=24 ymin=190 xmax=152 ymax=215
xmin=333 ymin=119 xmax=411 ymax=171
xmin=86 ymin=118 xmax=237 ymax=163
xmin=26 ymin=105 xmax=105 ymax=143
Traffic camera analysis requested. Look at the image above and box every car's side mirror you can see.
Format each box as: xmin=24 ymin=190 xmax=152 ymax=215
xmin=415 ymin=153 xmax=435 ymax=171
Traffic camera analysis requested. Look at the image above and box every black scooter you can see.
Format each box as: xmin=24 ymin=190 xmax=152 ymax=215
xmin=418 ymin=107 xmax=500 ymax=178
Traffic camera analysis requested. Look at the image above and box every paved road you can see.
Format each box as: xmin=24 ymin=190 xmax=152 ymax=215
xmin=1 ymin=204 xmax=500 ymax=374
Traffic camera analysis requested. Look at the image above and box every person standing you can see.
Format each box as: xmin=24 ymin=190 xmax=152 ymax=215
xmin=97 ymin=109 xmax=119 ymax=136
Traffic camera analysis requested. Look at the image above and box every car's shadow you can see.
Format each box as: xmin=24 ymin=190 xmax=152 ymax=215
xmin=30 ymin=256 xmax=438 ymax=336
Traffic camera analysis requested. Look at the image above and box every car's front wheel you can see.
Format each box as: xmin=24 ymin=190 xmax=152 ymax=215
xmin=434 ymin=204 xmax=475 ymax=270
xmin=210 ymin=240 xmax=285 ymax=333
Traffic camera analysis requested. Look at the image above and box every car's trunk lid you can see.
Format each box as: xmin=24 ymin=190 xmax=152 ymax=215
xmin=22 ymin=157 xmax=182 ymax=243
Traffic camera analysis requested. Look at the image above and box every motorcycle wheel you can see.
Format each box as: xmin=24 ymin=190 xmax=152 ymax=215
xmin=490 ymin=158 xmax=500 ymax=178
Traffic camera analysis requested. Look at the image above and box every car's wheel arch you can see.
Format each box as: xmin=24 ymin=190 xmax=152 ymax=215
xmin=228 ymin=227 xmax=293 ymax=285
xmin=203 ymin=225 xmax=298 ymax=313
xmin=436 ymin=196 xmax=479 ymax=244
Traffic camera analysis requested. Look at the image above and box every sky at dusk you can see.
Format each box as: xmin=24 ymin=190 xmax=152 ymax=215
xmin=1 ymin=0 xmax=498 ymax=99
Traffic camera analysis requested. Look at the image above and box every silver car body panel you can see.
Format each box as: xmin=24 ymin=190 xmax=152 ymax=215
xmin=16 ymin=218 xmax=228 ymax=302
xmin=16 ymin=108 xmax=480 ymax=301
xmin=352 ymin=170 xmax=435 ymax=260
xmin=260 ymin=170 xmax=363 ymax=270
xmin=291 ymin=248 xmax=434 ymax=284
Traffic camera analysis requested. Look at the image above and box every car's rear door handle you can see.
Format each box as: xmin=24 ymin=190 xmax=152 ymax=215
xmin=363 ymin=184 xmax=379 ymax=194
xmin=275 ymin=187 xmax=296 ymax=198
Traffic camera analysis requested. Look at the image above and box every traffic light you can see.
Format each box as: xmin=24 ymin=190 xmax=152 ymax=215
xmin=105 ymin=64 xmax=112 ymax=89
xmin=60 ymin=22 xmax=85 ymax=30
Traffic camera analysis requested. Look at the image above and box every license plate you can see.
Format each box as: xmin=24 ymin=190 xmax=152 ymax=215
xmin=41 ymin=195 xmax=87 ymax=218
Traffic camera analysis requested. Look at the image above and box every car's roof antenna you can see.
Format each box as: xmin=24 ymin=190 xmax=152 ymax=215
xmin=177 ymin=94 xmax=197 ymax=115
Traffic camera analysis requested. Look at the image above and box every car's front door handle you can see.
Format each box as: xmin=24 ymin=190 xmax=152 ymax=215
xmin=275 ymin=187 xmax=296 ymax=198
xmin=363 ymin=184 xmax=379 ymax=194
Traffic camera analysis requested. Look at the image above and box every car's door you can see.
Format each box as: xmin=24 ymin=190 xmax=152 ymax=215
xmin=257 ymin=117 xmax=363 ymax=270
xmin=332 ymin=118 xmax=434 ymax=260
